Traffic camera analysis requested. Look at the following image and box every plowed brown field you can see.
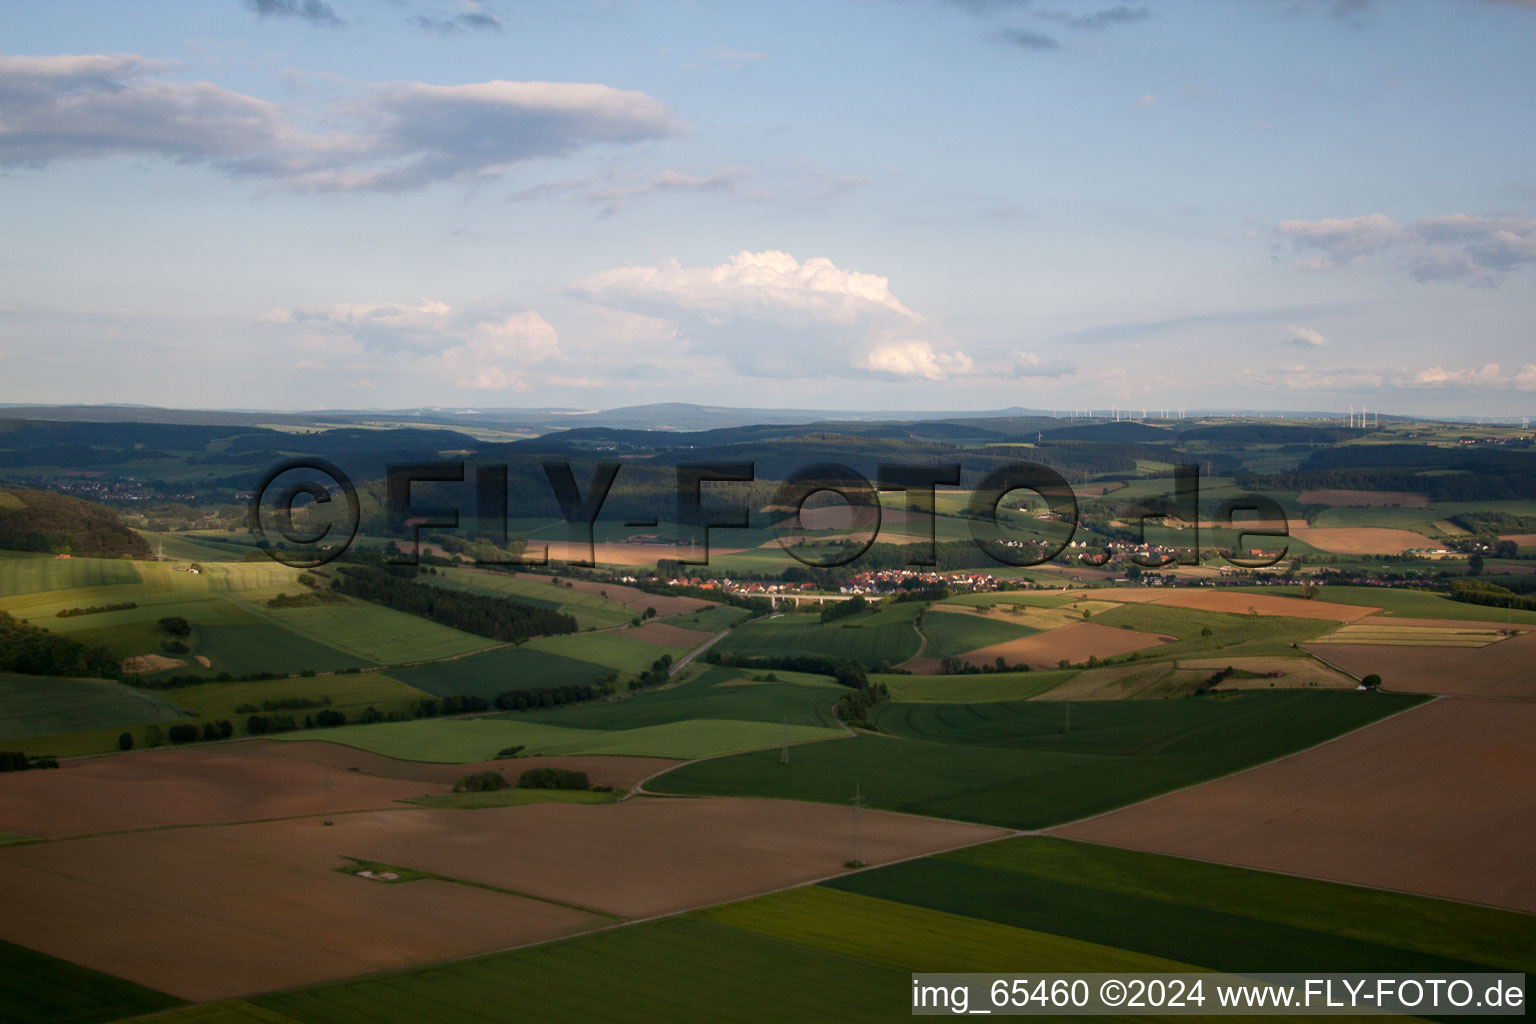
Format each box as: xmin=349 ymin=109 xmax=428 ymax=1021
xmin=0 ymin=742 xmax=678 ymax=839
xmin=627 ymin=621 xmax=714 ymax=648
xmin=1291 ymin=527 xmax=1441 ymax=555
xmin=958 ymin=621 xmax=1171 ymax=670
xmin=1305 ymin=629 xmax=1536 ymax=698
xmin=0 ymin=797 xmax=1004 ymax=1000
xmin=1053 ymin=697 xmax=1536 ymax=913
xmin=1149 ymin=590 xmax=1377 ymax=622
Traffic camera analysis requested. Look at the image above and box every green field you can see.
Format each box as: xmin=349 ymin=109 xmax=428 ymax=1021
xmin=263 ymin=601 xmax=494 ymax=665
xmin=493 ymin=665 xmax=843 ymax=731
xmin=163 ymin=672 xmax=432 ymax=724
xmin=0 ymin=551 xmax=141 ymax=599
xmin=878 ymin=668 xmax=1075 ymax=703
xmin=0 ymin=938 xmax=184 ymax=1024
xmin=714 ymin=603 xmax=923 ymax=669
xmin=396 ymin=645 xmax=615 ymax=699
xmin=919 ymin=608 xmax=1037 ymax=659
xmin=1091 ymin=603 xmax=1335 ymax=660
xmin=648 ymin=690 xmax=1426 ymax=828
xmin=659 ymin=604 xmax=749 ymax=633
xmin=0 ymin=673 xmax=184 ymax=741
xmin=428 ymin=566 xmax=637 ymax=629
xmin=276 ymin=714 xmax=844 ymax=761
xmin=524 ymin=630 xmax=689 ymax=674
xmin=827 ymin=837 xmax=1536 ymax=974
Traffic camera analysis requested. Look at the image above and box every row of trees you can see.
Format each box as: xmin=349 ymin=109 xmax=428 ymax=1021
xmin=332 ymin=564 xmax=578 ymax=643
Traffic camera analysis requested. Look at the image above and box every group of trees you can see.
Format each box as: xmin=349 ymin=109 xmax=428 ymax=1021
xmin=837 ymin=680 xmax=891 ymax=730
xmin=819 ymin=595 xmax=868 ymax=623
xmin=628 ymin=654 xmax=674 ymax=691
xmin=0 ymin=610 xmax=118 ymax=678
xmin=937 ymin=655 xmax=1032 ymax=675
xmin=496 ymin=680 xmax=613 ymax=710
xmin=332 ymin=564 xmax=578 ymax=643
xmin=517 ymin=767 xmax=591 ymax=790
xmin=1450 ymin=578 xmax=1536 ymax=612
xmin=0 ymin=486 xmax=151 ymax=557
xmin=56 ymin=601 xmax=137 ymax=618
xmin=0 ymin=750 xmax=58 ymax=772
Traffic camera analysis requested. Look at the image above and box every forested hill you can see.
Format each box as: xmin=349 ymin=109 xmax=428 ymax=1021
xmin=0 ymin=488 xmax=150 ymax=557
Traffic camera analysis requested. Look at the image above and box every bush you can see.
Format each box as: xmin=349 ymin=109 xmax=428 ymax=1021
xmin=143 ymin=724 xmax=163 ymax=748
xmin=167 ymin=723 xmax=198 ymax=744
xmin=118 ymin=731 xmax=133 ymax=751
xmin=1361 ymin=673 xmax=1383 ymax=689
xmin=158 ymin=616 xmax=192 ymax=637
xmin=517 ymin=767 xmax=590 ymax=790
xmin=495 ymin=745 xmax=526 ymax=759
xmin=454 ymin=769 xmax=509 ymax=793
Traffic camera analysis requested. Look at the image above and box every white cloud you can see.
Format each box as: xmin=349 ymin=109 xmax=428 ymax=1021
xmin=1283 ymin=324 xmax=1330 ymax=347
xmin=1275 ymin=211 xmax=1536 ymax=284
xmin=261 ymin=299 xmax=560 ymax=391
xmin=855 ymin=340 xmax=974 ymax=380
xmin=573 ymin=250 xmax=978 ymax=381
xmin=0 ymin=54 xmax=680 ymax=192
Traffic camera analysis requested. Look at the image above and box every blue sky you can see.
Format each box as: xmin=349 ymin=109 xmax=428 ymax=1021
xmin=2 ymin=0 xmax=1533 ymax=415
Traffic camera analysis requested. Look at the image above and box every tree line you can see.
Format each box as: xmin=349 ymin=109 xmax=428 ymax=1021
xmin=331 ymin=564 xmax=578 ymax=643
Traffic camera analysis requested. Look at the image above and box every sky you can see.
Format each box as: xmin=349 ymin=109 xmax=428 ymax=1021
xmin=1 ymin=0 xmax=1533 ymax=417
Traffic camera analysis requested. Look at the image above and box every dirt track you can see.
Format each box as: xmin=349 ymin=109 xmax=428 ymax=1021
xmin=1052 ymin=697 xmax=1536 ymax=913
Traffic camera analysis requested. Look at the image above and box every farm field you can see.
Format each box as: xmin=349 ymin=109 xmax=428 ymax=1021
xmin=0 ymin=819 xmax=609 ymax=1002
xmin=1090 ymin=602 xmax=1336 ymax=660
xmin=659 ymin=603 xmax=749 ymax=632
xmin=625 ymin=620 xmax=713 ymax=649
xmin=0 ymin=551 xmax=140 ymax=598
xmin=395 ymin=644 xmax=612 ymax=698
xmin=0 ymin=673 xmax=183 ymax=740
xmin=1308 ymin=621 xmax=1517 ymax=647
xmin=917 ymin=607 xmax=1037 ymax=660
xmin=1289 ymin=526 xmax=1442 ymax=555
xmin=1054 ymin=697 xmax=1536 ymax=913
xmin=264 ymin=601 xmax=494 ymax=666
xmin=713 ymin=604 xmax=923 ymax=668
xmin=0 ymin=742 xmax=435 ymax=839
xmin=429 ymin=566 xmax=636 ymax=629
xmin=1246 ymin=584 xmax=1536 ymax=624
xmin=1297 ymin=489 xmax=1429 ymax=507
xmin=1305 ymin=628 xmax=1536 ymax=698
xmin=208 ymin=739 xmax=678 ymax=791
xmin=0 ymin=939 xmax=183 ymax=1024
xmin=1141 ymin=589 xmax=1375 ymax=622
xmin=944 ymin=620 xmax=1172 ymax=671
xmin=878 ymin=668 xmax=1075 ymax=703
xmin=161 ymin=671 xmax=432 ymax=723
xmin=280 ymin=714 xmax=845 ymax=762
xmin=827 ymin=836 xmax=1536 ymax=974
xmin=0 ymin=798 xmax=1001 ymax=1003
xmin=649 ymin=690 xmax=1424 ymax=829
xmin=523 ymin=630 xmax=689 ymax=674
xmin=495 ymin=665 xmax=843 ymax=732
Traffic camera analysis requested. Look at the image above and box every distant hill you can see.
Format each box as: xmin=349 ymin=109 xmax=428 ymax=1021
xmin=0 ymin=488 xmax=150 ymax=558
